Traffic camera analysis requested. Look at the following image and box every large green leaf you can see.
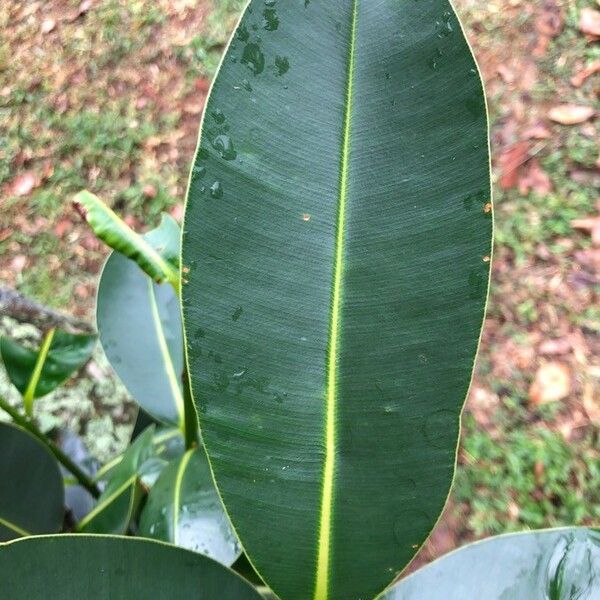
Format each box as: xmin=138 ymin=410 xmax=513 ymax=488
xmin=0 ymin=534 xmax=264 ymax=599
xmin=78 ymin=427 xmax=154 ymax=534
xmin=382 ymin=528 xmax=600 ymax=599
xmin=74 ymin=190 xmax=180 ymax=288
xmin=181 ymin=1 xmax=491 ymax=599
xmin=140 ymin=446 xmax=241 ymax=566
xmin=0 ymin=422 xmax=64 ymax=540
xmin=97 ymin=216 xmax=184 ymax=426
xmin=0 ymin=330 xmax=96 ymax=415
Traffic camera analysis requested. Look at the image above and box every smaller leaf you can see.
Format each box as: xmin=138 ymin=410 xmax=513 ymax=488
xmin=0 ymin=330 xmax=96 ymax=415
xmin=96 ymin=217 xmax=184 ymax=426
xmin=0 ymin=422 xmax=64 ymax=541
xmin=78 ymin=426 xmax=154 ymax=534
xmin=74 ymin=190 xmax=180 ymax=288
xmin=140 ymin=446 xmax=241 ymax=566
xmin=380 ymin=528 xmax=600 ymax=600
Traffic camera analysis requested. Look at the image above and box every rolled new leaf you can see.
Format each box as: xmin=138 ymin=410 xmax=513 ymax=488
xmin=381 ymin=528 xmax=600 ymax=599
xmin=96 ymin=215 xmax=184 ymax=426
xmin=74 ymin=190 xmax=180 ymax=288
xmin=0 ymin=535 xmax=264 ymax=599
xmin=140 ymin=446 xmax=241 ymax=566
xmin=182 ymin=1 xmax=492 ymax=599
xmin=0 ymin=330 xmax=96 ymax=415
xmin=0 ymin=422 xmax=64 ymax=540
xmin=78 ymin=427 xmax=154 ymax=534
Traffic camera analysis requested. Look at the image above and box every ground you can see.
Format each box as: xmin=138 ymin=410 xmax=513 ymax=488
xmin=0 ymin=0 xmax=598 ymax=566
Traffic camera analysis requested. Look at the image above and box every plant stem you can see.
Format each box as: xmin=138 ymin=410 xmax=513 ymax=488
xmin=182 ymin=365 xmax=199 ymax=450
xmin=0 ymin=395 xmax=101 ymax=498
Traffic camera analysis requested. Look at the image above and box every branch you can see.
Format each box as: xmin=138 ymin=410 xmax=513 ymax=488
xmin=0 ymin=286 xmax=94 ymax=333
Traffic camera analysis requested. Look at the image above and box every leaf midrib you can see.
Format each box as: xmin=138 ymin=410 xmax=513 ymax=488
xmin=314 ymin=1 xmax=359 ymax=598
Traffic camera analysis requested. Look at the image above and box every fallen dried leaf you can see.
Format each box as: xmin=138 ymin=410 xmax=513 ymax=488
xmin=518 ymin=158 xmax=552 ymax=195
xmin=548 ymin=104 xmax=594 ymax=125
xmin=54 ymin=218 xmax=72 ymax=238
xmin=529 ymin=362 xmax=572 ymax=405
xmin=170 ymin=203 xmax=184 ymax=222
xmin=539 ymin=338 xmax=571 ymax=355
xmin=582 ymin=381 xmax=600 ymax=425
xmin=570 ymin=60 xmax=600 ymax=87
xmin=11 ymin=172 xmax=38 ymax=197
xmin=40 ymin=19 xmax=56 ymax=34
xmin=571 ymin=216 xmax=600 ymax=246
xmin=523 ymin=123 xmax=552 ymax=139
xmin=579 ymin=8 xmax=600 ymax=39
xmin=498 ymin=141 xmax=530 ymax=189
xmin=142 ymin=184 xmax=157 ymax=199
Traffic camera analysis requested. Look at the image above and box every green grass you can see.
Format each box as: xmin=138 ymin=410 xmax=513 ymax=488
xmin=456 ymin=413 xmax=599 ymax=535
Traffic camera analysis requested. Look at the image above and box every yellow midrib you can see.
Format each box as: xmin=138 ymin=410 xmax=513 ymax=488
xmin=147 ymin=278 xmax=185 ymax=427
xmin=0 ymin=516 xmax=30 ymax=537
xmin=314 ymin=1 xmax=359 ymax=598
xmin=173 ymin=449 xmax=194 ymax=544
xmin=23 ymin=327 xmax=56 ymax=415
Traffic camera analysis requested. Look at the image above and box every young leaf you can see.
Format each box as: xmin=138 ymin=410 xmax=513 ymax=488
xmin=0 ymin=330 xmax=96 ymax=415
xmin=380 ymin=528 xmax=600 ymax=599
xmin=140 ymin=446 xmax=241 ymax=566
xmin=78 ymin=427 xmax=154 ymax=534
xmin=181 ymin=1 xmax=492 ymax=599
xmin=74 ymin=190 xmax=180 ymax=288
xmin=0 ymin=422 xmax=64 ymax=540
xmin=0 ymin=535 xmax=264 ymax=599
xmin=96 ymin=216 xmax=184 ymax=427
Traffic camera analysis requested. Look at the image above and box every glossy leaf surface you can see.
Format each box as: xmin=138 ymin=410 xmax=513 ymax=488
xmin=74 ymin=190 xmax=179 ymax=287
xmin=140 ymin=446 xmax=241 ymax=565
xmin=97 ymin=216 xmax=184 ymax=426
xmin=0 ymin=535 xmax=263 ymax=599
xmin=0 ymin=330 xmax=96 ymax=413
xmin=0 ymin=422 xmax=64 ymax=540
xmin=78 ymin=427 xmax=154 ymax=534
xmin=383 ymin=528 xmax=600 ymax=599
xmin=182 ymin=1 xmax=491 ymax=599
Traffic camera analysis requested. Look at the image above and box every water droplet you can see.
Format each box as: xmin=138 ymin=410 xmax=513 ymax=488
xmin=210 ymin=181 xmax=223 ymax=198
xmin=264 ymin=0 xmax=276 ymax=5
xmin=241 ymin=43 xmax=265 ymax=75
xmin=436 ymin=11 xmax=454 ymax=37
xmin=193 ymin=165 xmax=206 ymax=178
xmin=231 ymin=306 xmax=243 ymax=321
xmin=546 ymin=533 xmax=600 ymax=599
xmin=211 ymin=134 xmax=237 ymax=160
xmin=385 ymin=72 xmax=391 ymax=80
xmin=428 ymin=48 xmax=443 ymax=70
xmin=211 ymin=108 xmax=225 ymax=124
xmin=237 ymin=24 xmax=249 ymax=42
xmin=242 ymin=78 xmax=253 ymax=91
xmin=232 ymin=367 xmax=248 ymax=379
xmin=262 ymin=8 xmax=279 ymax=30
xmin=274 ymin=55 xmax=289 ymax=76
